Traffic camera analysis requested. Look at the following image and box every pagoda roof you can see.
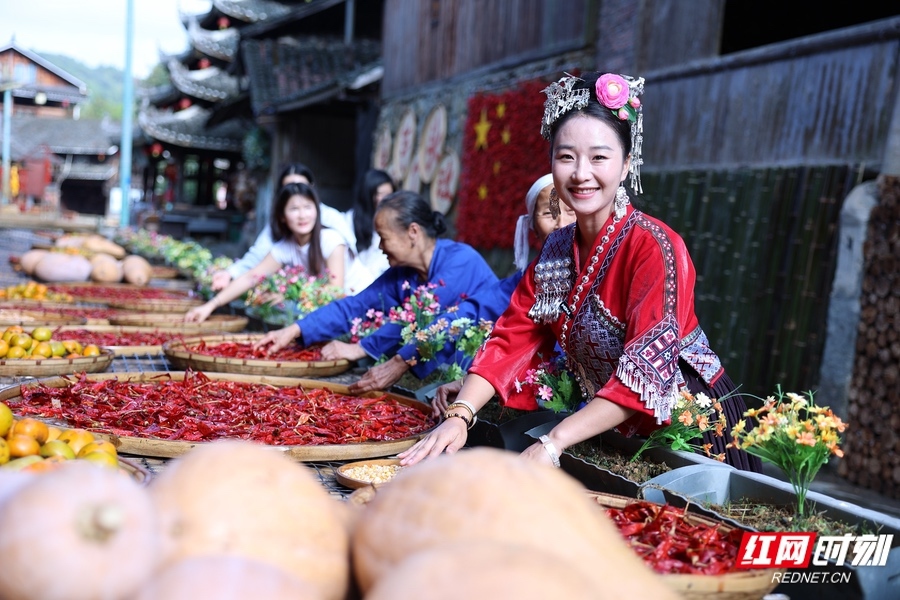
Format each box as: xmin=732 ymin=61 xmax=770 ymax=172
xmin=213 ymin=0 xmax=293 ymax=23
xmin=238 ymin=0 xmax=347 ymax=39
xmin=139 ymin=83 xmax=183 ymax=107
xmin=64 ymin=161 xmax=119 ymax=181
xmin=168 ymin=59 xmax=242 ymax=102
xmin=241 ymin=35 xmax=381 ymax=115
xmin=1 ymin=115 xmax=119 ymax=160
xmin=187 ymin=18 xmax=240 ymax=62
xmin=138 ymin=104 xmax=245 ymax=153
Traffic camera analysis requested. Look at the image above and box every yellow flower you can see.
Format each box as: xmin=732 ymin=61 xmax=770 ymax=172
xmin=733 ymin=419 xmax=746 ymax=433
xmin=784 ymin=425 xmax=800 ymax=438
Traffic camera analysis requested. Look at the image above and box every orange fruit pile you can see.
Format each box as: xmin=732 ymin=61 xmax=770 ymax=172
xmin=0 ymin=326 xmax=102 ymax=361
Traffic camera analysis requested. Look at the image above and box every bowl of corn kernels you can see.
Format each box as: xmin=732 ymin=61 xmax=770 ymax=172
xmin=335 ymin=458 xmax=403 ymax=489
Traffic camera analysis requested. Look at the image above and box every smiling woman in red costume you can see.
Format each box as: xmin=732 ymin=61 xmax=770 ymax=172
xmin=401 ymin=71 xmax=761 ymax=472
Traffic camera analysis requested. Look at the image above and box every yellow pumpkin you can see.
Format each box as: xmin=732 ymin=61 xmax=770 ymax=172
xmin=18 ymin=249 xmax=49 ymax=276
xmin=149 ymin=440 xmax=350 ymax=600
xmin=33 ymin=253 xmax=92 ymax=283
xmin=351 ymin=448 xmax=675 ymax=596
xmin=122 ymin=254 xmax=153 ymax=286
xmin=82 ymin=234 xmax=127 ymax=259
xmin=131 ymin=555 xmax=321 ymax=600
xmin=89 ymin=253 xmax=124 ymax=283
xmin=0 ymin=461 xmax=161 ymax=600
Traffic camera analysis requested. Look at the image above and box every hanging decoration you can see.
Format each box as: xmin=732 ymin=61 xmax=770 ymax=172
xmin=373 ymin=127 xmax=393 ymax=171
xmin=391 ymin=108 xmax=417 ymax=183
xmin=417 ymin=105 xmax=447 ymax=184
xmin=456 ymin=80 xmax=550 ymax=250
xmin=403 ymin=159 xmax=422 ymax=194
xmin=431 ymin=150 xmax=460 ymax=215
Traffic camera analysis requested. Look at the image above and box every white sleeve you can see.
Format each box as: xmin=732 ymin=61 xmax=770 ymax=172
xmin=228 ymin=225 xmax=274 ymax=277
xmin=320 ymin=204 xmax=356 ymax=251
xmin=319 ymin=228 xmax=346 ymax=259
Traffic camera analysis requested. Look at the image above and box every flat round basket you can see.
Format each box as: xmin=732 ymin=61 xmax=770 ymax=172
xmin=163 ymin=334 xmax=351 ymax=377
xmin=0 ymin=302 xmax=113 ymax=325
xmin=104 ymin=297 xmax=203 ymax=312
xmin=108 ymin=313 xmax=248 ymax=332
xmin=587 ymin=492 xmax=783 ymax=600
xmin=0 ymin=310 xmax=86 ymax=327
xmin=0 ymin=347 xmax=114 ymax=377
xmin=150 ymin=265 xmax=181 ymax=279
xmin=51 ymin=325 xmax=194 ymax=356
xmin=46 ymin=283 xmax=199 ymax=308
xmin=0 ymin=371 xmax=436 ymax=462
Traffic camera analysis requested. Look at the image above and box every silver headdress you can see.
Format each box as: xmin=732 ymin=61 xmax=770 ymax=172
xmin=540 ymin=72 xmax=646 ymax=194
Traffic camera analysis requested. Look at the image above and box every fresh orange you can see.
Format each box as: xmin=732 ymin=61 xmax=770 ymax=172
xmin=31 ymin=341 xmax=53 ymax=359
xmin=77 ymin=439 xmax=117 ymax=458
xmin=0 ymin=402 xmax=13 ymax=437
xmin=61 ymin=339 xmax=83 ymax=355
xmin=80 ymin=450 xmax=118 ymax=469
xmin=45 ymin=426 xmax=62 ymax=442
xmin=31 ymin=327 xmax=53 ymax=342
xmin=22 ymin=458 xmax=62 ymax=473
xmin=40 ymin=439 xmax=77 ymax=460
xmin=10 ymin=418 xmax=50 ymax=444
xmin=5 ymin=345 xmax=26 ymax=359
xmin=10 ymin=333 xmax=33 ymax=351
xmin=6 ymin=434 xmax=41 ymax=458
xmin=81 ymin=344 xmax=101 ymax=357
xmin=57 ymin=428 xmax=95 ymax=455
xmin=0 ymin=339 xmax=8 ymax=358
xmin=0 ymin=438 xmax=9 ymax=465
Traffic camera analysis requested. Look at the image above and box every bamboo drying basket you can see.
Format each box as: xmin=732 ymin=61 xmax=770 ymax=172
xmin=162 ymin=333 xmax=350 ymax=377
xmin=0 ymin=347 xmax=114 ymax=377
xmin=108 ymin=313 xmax=248 ymax=332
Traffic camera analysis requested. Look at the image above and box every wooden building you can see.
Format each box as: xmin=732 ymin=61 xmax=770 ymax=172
xmin=0 ymin=41 xmax=117 ymax=214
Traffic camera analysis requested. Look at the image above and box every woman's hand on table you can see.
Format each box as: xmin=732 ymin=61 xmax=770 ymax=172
xmin=252 ymin=324 xmax=300 ymax=354
xmin=321 ymin=340 xmax=367 ymax=362
xmin=431 ymin=379 xmax=463 ymax=417
xmin=397 ymin=416 xmax=468 ymax=466
xmin=348 ymin=355 xmax=408 ymax=394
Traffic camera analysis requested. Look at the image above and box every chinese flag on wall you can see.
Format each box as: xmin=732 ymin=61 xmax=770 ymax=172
xmin=456 ymin=80 xmax=550 ymax=250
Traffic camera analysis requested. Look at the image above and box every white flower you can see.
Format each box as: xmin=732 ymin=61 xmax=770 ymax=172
xmin=695 ymin=393 xmax=712 ymax=409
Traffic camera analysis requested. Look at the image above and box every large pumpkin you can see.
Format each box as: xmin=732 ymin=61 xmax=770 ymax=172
xmin=351 ymin=447 xmax=676 ymax=596
xmin=149 ymin=440 xmax=350 ymax=600
xmin=0 ymin=462 xmax=161 ymax=600
xmin=130 ymin=556 xmax=322 ymax=600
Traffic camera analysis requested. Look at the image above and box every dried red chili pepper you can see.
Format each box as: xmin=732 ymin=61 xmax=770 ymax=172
xmin=189 ymin=341 xmax=323 ymax=361
xmin=51 ymin=328 xmax=182 ymax=347
xmin=605 ymin=500 xmax=745 ymax=575
xmin=47 ymin=285 xmax=193 ymax=301
xmin=7 ymin=369 xmax=435 ymax=446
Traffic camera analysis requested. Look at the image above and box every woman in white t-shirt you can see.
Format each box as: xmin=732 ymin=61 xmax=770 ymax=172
xmin=185 ymin=182 xmax=347 ymax=323
xmin=345 ymin=169 xmax=395 ymax=280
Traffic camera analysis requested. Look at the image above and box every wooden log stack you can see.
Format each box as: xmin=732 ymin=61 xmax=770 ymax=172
xmin=838 ymin=175 xmax=900 ymax=499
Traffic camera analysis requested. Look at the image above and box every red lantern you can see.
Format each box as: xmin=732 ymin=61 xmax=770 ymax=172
xmin=198 ymin=58 xmax=210 ymax=69
xmin=150 ymin=143 xmax=163 ymax=157
xmin=178 ymin=98 xmax=192 ymax=110
xmin=217 ymin=16 xmax=230 ymax=29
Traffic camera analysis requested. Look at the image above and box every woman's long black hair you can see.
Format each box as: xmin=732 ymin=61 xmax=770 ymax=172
xmin=270 ymin=182 xmax=325 ymax=275
xmin=277 ymin=162 xmax=315 ymax=186
xmin=352 ymin=169 xmax=395 ymax=254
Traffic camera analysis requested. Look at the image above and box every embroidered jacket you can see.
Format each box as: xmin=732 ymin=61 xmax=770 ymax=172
xmin=469 ymin=206 xmax=723 ymax=435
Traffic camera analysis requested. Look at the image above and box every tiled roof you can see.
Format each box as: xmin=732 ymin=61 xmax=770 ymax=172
xmin=241 ymin=36 xmax=381 ymax=115
xmin=188 ymin=18 xmax=239 ymax=62
xmin=168 ymin=59 xmax=242 ymax=102
xmin=11 ymin=85 xmax=88 ymax=106
xmin=237 ymin=0 xmax=346 ymax=38
xmin=0 ymin=42 xmax=87 ymax=92
xmin=138 ymin=83 xmax=183 ymax=107
xmin=1 ymin=116 xmax=120 ymax=160
xmin=214 ymin=0 xmax=293 ymax=23
xmin=63 ymin=161 xmax=118 ymax=181
xmin=138 ymin=105 xmax=246 ymax=153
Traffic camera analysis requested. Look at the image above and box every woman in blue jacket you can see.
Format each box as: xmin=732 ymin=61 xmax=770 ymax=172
xmin=254 ymin=191 xmax=498 ymax=355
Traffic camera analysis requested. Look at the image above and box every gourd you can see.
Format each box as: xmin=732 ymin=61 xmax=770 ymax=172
xmin=365 ymin=541 xmax=601 ymax=600
xmin=0 ymin=462 xmax=161 ymax=600
xmin=82 ymin=234 xmax=127 ymax=259
xmin=351 ymin=447 xmax=675 ymax=596
xmin=122 ymin=255 xmax=153 ymax=286
xmin=18 ymin=249 xmax=49 ymax=275
xmin=90 ymin=253 xmax=124 ymax=283
xmin=33 ymin=253 xmax=92 ymax=282
xmin=149 ymin=440 xmax=351 ymax=600
xmin=131 ymin=556 xmax=321 ymax=600
xmin=53 ymin=234 xmax=88 ymax=249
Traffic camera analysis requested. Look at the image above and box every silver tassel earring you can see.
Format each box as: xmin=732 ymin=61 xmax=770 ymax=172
xmin=614 ymin=185 xmax=630 ymax=220
xmin=548 ymin=187 xmax=560 ymax=219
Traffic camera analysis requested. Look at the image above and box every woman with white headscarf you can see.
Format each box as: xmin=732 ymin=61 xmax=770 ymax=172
xmin=348 ymin=174 xmax=575 ymax=394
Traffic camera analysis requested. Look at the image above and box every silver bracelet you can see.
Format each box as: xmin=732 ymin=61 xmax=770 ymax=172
xmin=451 ymin=399 xmax=477 ymax=419
xmin=539 ymin=435 xmax=561 ymax=468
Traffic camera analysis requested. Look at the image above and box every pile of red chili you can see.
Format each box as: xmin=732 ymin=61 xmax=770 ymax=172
xmin=605 ymin=500 xmax=744 ymax=575
xmin=8 ymin=370 xmax=436 ymax=445
xmin=47 ymin=285 xmax=192 ymax=301
xmin=190 ymin=341 xmax=323 ymax=362
xmin=52 ymin=328 xmax=180 ymax=347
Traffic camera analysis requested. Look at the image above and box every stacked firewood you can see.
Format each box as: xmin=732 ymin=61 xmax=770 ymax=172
xmin=838 ymin=175 xmax=900 ymax=499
